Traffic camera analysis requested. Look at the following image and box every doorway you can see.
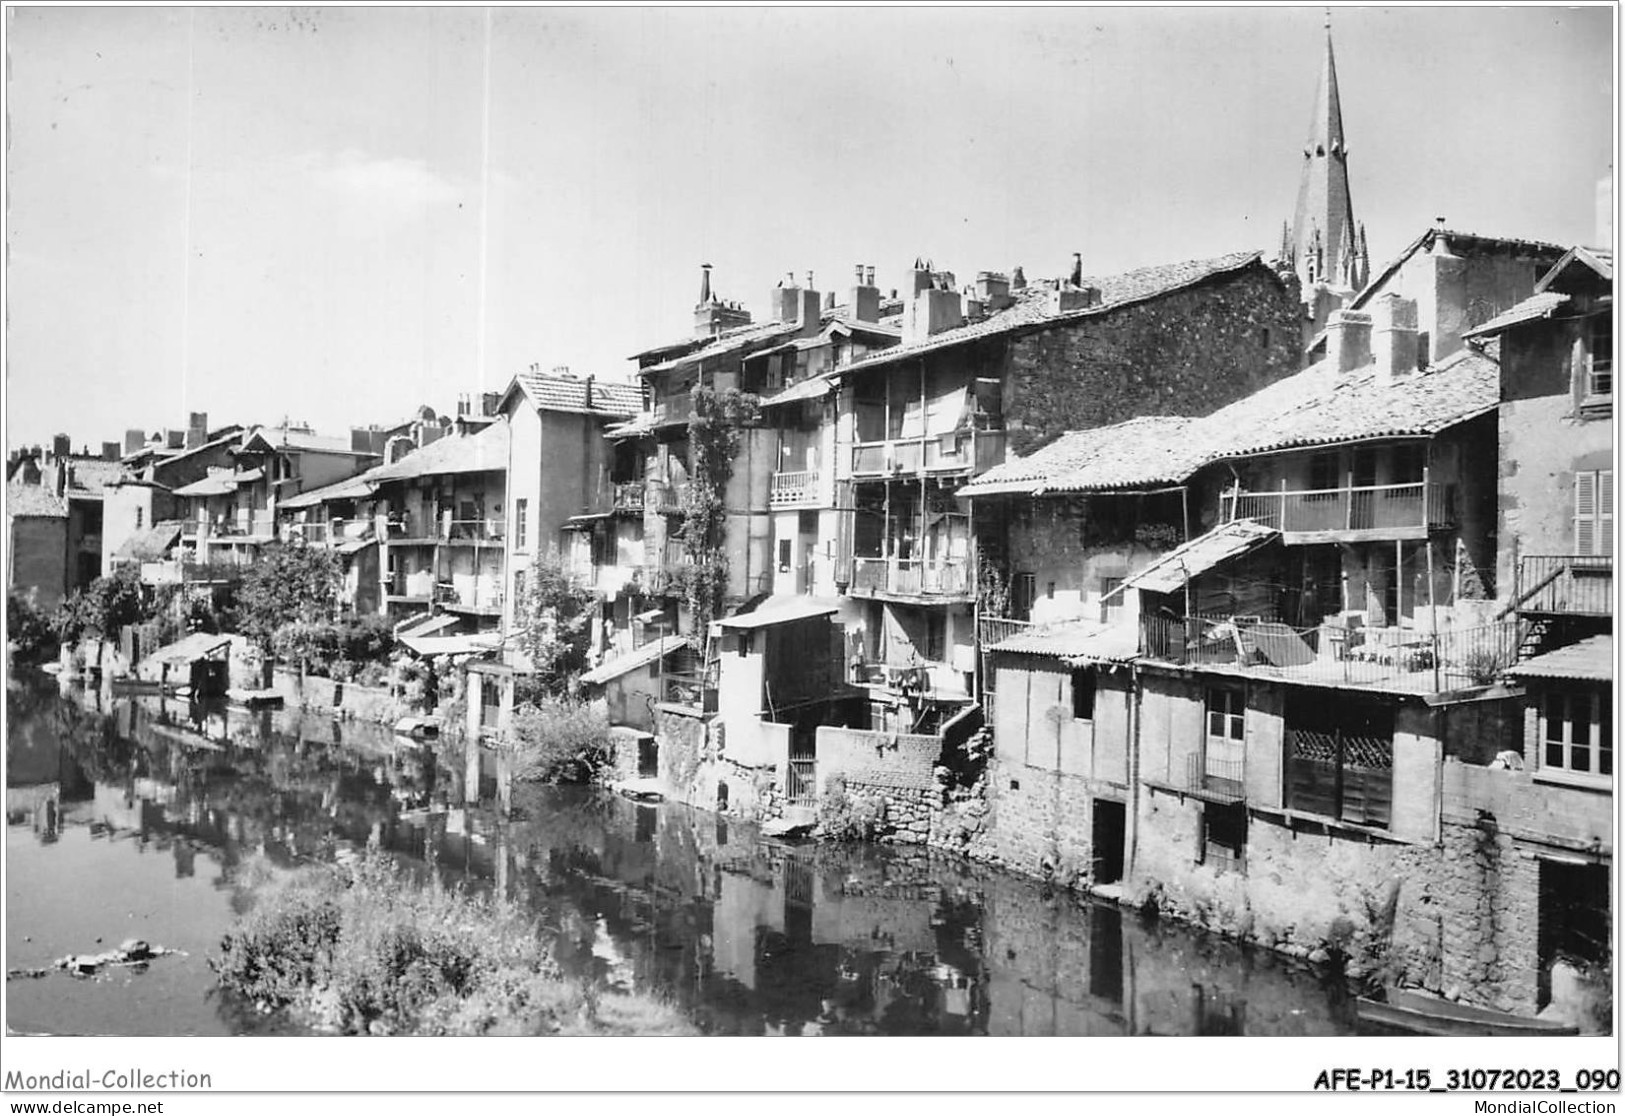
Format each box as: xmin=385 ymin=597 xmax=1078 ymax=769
xmin=1092 ymin=799 xmax=1127 ymax=885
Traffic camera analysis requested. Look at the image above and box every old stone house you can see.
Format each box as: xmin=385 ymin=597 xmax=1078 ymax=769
xmin=1462 ymin=244 xmax=1613 ymax=653
xmin=6 ymin=441 xmax=123 ymax=606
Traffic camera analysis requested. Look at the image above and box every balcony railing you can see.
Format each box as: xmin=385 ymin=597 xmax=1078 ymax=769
xmin=1140 ymin=613 xmax=1522 ymax=692
xmin=847 ymin=556 xmax=971 ymax=599
xmin=446 ymin=517 xmax=503 ymax=542
xmin=613 ymin=481 xmax=646 ymax=513
xmin=978 ymin=616 xmax=1035 ymax=649
xmin=647 ymin=480 xmax=689 ymax=513
xmin=1185 ymin=751 xmax=1246 ymax=803
xmin=850 ymin=428 xmax=1006 ymax=478
xmin=1516 ymin=555 xmax=1613 ymax=617
xmin=1220 ymin=480 xmax=1454 ymax=537
xmin=434 ymin=580 xmax=505 ymax=613
xmin=769 ymin=469 xmax=821 ymax=507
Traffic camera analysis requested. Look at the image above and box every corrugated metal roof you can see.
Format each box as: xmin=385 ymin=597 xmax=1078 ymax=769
xmin=147 ymin=632 xmax=234 ymax=666
xmin=760 ymin=376 xmax=833 ymax=409
xmin=400 ymin=632 xmax=502 ymax=658
xmin=1507 ymin=635 xmax=1613 ymax=683
xmin=580 ymin=636 xmax=691 ymax=685
xmin=1123 ymin=520 xmax=1279 ymax=595
xmin=171 ymin=472 xmax=239 ymax=497
xmin=990 ymin=619 xmax=1139 ymax=664
xmin=369 ymin=422 xmax=510 ymax=482
xmin=1460 ymin=292 xmax=1569 ymax=339
xmin=717 ymin=597 xmax=840 ymax=630
xmin=637 ymin=321 xmax=802 ymax=375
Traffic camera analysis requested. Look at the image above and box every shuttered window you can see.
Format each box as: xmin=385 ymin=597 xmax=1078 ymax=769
xmin=1574 ymin=471 xmax=1614 ymax=556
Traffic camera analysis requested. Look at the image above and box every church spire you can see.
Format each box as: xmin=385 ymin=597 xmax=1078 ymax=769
xmin=1289 ymin=19 xmax=1363 ymax=299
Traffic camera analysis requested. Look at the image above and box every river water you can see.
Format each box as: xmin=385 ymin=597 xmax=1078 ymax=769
xmin=5 ymin=670 xmax=1360 ymax=1036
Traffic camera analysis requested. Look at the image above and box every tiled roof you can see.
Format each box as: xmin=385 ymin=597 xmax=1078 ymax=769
xmin=278 ymin=473 xmax=380 ymax=510
xmin=835 ymin=251 xmax=1269 ymax=377
xmin=1460 ymin=292 xmax=1570 ymax=339
xmin=1199 ymin=345 xmax=1499 ymax=459
xmin=368 ymin=422 xmax=510 ymax=482
xmin=964 ymin=347 xmax=1499 ymax=499
xmin=1123 ymin=520 xmax=1279 ymax=595
xmin=637 ymin=320 xmax=802 ymax=376
xmin=65 ymin=458 xmax=125 ymax=496
xmin=510 ymin=372 xmax=642 ymax=417
xmin=7 ymin=480 xmax=67 ymax=517
xmin=990 ymin=619 xmax=1139 ymax=665
xmin=1507 ymin=636 xmax=1613 ymax=683
xmin=961 ymin=416 xmax=1203 ymax=496
xmin=114 ymin=522 xmax=183 ymax=561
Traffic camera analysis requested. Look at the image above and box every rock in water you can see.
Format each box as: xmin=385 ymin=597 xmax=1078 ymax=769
xmin=118 ymin=939 xmax=153 ymax=961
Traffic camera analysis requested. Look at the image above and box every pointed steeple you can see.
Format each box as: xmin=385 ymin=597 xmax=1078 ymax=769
xmin=1289 ymin=19 xmax=1361 ymax=300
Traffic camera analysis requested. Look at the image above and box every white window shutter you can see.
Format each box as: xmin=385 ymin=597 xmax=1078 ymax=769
xmin=1575 ymin=471 xmax=1598 ymax=556
xmin=1600 ymin=470 xmax=1614 ymax=556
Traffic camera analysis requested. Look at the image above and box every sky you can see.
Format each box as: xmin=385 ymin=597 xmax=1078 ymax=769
xmin=4 ymin=5 xmax=1615 ymax=452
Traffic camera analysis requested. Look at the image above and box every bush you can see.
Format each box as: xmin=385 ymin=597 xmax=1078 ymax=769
xmin=510 ymin=697 xmax=613 ymax=784
xmin=213 ymin=849 xmax=694 ymax=1036
xmin=817 ymin=775 xmax=889 ymax=841
xmin=7 ymin=589 xmax=58 ymax=662
xmin=52 ymin=567 xmax=146 ymax=643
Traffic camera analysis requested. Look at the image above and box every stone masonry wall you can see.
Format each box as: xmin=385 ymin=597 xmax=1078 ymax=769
xmin=1001 ymin=264 xmax=1303 ymax=458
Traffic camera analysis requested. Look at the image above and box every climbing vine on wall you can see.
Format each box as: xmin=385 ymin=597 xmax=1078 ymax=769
xmin=676 ymin=386 xmax=761 ymax=633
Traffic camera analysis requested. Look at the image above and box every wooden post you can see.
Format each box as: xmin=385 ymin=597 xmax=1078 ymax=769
xmin=1395 ymin=538 xmax=1404 ymax=623
xmin=464 ymin=737 xmax=481 ymax=806
xmin=1280 ymin=477 xmax=1288 ymax=531
xmin=1345 ymin=468 xmax=1355 ymax=531
xmin=1426 ymin=539 xmax=1440 ymax=693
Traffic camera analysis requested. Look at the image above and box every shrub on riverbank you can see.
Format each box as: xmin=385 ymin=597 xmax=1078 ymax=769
xmin=510 ymin=697 xmax=613 ymax=784
xmin=214 ymin=850 xmax=693 ymax=1036
xmin=8 ymin=589 xmax=58 ymax=662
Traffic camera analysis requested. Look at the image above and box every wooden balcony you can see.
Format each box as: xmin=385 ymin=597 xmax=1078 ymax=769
xmin=435 ymin=580 xmax=504 ymax=615
xmin=653 ymin=396 xmax=694 ymax=428
xmin=1516 ymin=555 xmax=1613 ymax=617
xmin=845 ymin=556 xmax=972 ymax=601
xmin=1220 ymin=479 xmax=1454 ymax=543
xmin=769 ymin=469 xmax=820 ymax=508
xmin=850 ymin=429 xmax=1005 ymax=479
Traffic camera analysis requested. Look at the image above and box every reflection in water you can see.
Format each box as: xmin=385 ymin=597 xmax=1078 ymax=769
xmin=6 ymin=671 xmax=1358 ymax=1036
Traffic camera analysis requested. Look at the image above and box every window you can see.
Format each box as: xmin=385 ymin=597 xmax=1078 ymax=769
xmin=1201 ymin=802 xmax=1248 ymax=876
xmin=1098 ymin=576 xmax=1125 ymax=623
xmin=513 ymin=569 xmax=527 ymax=608
xmin=1012 ymin=572 xmax=1037 ymax=621
xmin=1416 ymin=332 xmax=1430 ymax=370
xmin=1587 ymin=311 xmax=1613 ymax=399
xmin=1072 ymin=667 xmax=1097 ymax=720
xmin=1542 ymin=690 xmax=1612 ymax=777
xmin=1574 ymin=471 xmax=1614 ymax=556
xmin=135 ymin=507 xmax=144 ymax=530
xmin=1390 ymin=443 xmax=1426 ymax=486
xmin=1306 ymin=452 xmax=1340 ymax=498
xmin=778 ymin=538 xmax=792 ymax=572
xmin=1205 ymin=688 xmax=1245 ymax=785
xmin=514 ymin=499 xmax=529 ymax=550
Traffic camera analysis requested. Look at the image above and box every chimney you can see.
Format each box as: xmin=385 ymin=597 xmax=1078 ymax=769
xmin=904 ymin=281 xmax=963 ymax=344
xmin=165 ymin=429 xmax=185 ymax=449
xmin=851 ymin=264 xmax=881 ymax=324
xmin=773 ymin=272 xmax=800 ymax=322
xmin=698 ymin=263 xmax=713 ymax=306
xmin=584 ymin=373 xmax=595 ymax=409
xmin=1325 ymin=309 xmax=1374 ymax=373
xmin=1011 ymin=265 xmax=1027 ymax=290
xmin=124 ymin=429 xmax=145 ymax=455
xmin=909 ymin=257 xmax=934 ymax=297
xmin=482 ymin=391 xmax=500 ymax=416
xmin=1370 ymin=294 xmax=1420 ymax=382
xmin=51 ymin=433 xmax=70 ymax=458
xmin=186 ymin=411 xmax=208 ymax=450
xmin=1068 ymin=252 xmax=1084 ymax=288
xmin=102 ymin=442 xmax=121 ymax=462
xmin=962 ymin=293 xmax=986 ymax=321
xmin=694 ymin=265 xmax=753 ymax=338
xmin=975 ymin=271 xmax=1012 ymax=311
xmin=796 ymin=278 xmax=821 ymax=337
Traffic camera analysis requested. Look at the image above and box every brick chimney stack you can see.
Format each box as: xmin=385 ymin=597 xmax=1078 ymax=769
xmin=851 ymin=263 xmax=880 ymax=324
xmin=186 ymin=412 xmax=209 ymax=450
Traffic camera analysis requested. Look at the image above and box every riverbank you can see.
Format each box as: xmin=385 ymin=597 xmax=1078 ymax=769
xmin=214 ymin=849 xmax=695 ymax=1037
